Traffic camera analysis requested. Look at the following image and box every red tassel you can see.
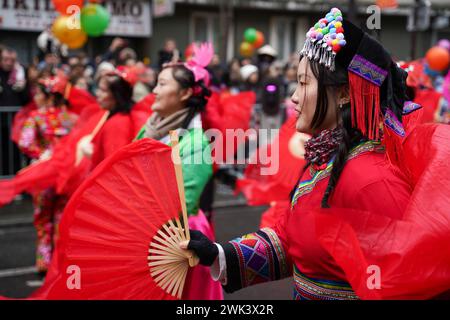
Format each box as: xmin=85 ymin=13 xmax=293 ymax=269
xmin=348 ymin=72 xmax=381 ymax=140
xmin=382 ymin=125 xmax=414 ymax=185
xmin=383 ymin=125 xmax=403 ymax=167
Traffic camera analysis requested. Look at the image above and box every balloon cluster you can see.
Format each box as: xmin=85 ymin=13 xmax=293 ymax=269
xmin=239 ymin=28 xmax=265 ymax=57
xmin=425 ymin=40 xmax=450 ymax=72
xmin=306 ymin=8 xmax=345 ymax=53
xmin=51 ymin=0 xmax=110 ymax=50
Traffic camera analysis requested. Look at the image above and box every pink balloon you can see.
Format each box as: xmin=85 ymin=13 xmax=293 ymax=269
xmin=438 ymin=39 xmax=450 ymax=52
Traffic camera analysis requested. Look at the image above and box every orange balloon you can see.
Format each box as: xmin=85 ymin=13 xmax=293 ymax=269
xmin=425 ymin=46 xmax=450 ymax=71
xmin=240 ymin=42 xmax=254 ymax=58
xmin=65 ymin=32 xmax=88 ymax=49
xmin=254 ymin=31 xmax=265 ymax=49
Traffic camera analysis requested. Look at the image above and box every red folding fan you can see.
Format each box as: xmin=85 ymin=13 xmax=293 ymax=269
xmin=33 ymin=134 xmax=198 ymax=300
xmin=236 ymin=116 xmax=309 ymax=206
xmin=203 ymin=91 xmax=256 ymax=163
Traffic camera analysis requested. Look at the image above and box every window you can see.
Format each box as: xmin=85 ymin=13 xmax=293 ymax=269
xmin=270 ymin=17 xmax=295 ymax=62
xmin=270 ymin=16 xmax=309 ymax=62
xmin=190 ymin=12 xmax=220 ymax=53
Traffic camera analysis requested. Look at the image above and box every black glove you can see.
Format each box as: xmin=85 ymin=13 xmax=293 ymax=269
xmin=187 ymin=230 xmax=218 ymax=266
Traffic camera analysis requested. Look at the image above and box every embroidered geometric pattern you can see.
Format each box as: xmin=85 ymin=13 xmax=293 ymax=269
xmin=292 ymin=160 xmax=334 ymax=208
xmin=293 ymin=265 xmax=359 ymax=300
xmin=348 ymin=54 xmax=388 ymax=87
xmin=403 ymin=101 xmax=422 ymax=115
xmin=261 ymin=228 xmax=289 ymax=278
xmin=347 ymin=140 xmax=383 ymax=161
xmin=292 ymin=141 xmax=383 ymax=208
xmin=229 ymin=228 xmax=288 ymax=288
xmin=384 ymin=109 xmax=405 ymax=137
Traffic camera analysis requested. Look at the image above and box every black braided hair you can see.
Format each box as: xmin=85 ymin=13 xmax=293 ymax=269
xmin=321 ymin=105 xmax=365 ymax=208
xmin=297 ymin=56 xmax=365 ymax=208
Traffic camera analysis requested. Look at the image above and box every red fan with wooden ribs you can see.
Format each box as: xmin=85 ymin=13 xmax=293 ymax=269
xmin=235 ymin=116 xmax=309 ymax=206
xmin=33 ymin=134 xmax=198 ymax=300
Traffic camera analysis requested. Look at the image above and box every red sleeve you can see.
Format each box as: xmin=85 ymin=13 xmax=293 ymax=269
xmin=352 ymin=177 xmax=411 ymax=220
xmin=67 ymin=87 xmax=97 ymax=115
xmin=272 ymin=205 xmax=292 ymax=260
xmin=221 ymin=203 xmax=293 ymax=293
xmin=92 ymin=115 xmax=132 ymax=166
xmin=333 ymin=153 xmax=412 ymax=220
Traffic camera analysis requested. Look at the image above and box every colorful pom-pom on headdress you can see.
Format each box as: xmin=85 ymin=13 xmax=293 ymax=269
xmin=301 ymin=8 xmax=346 ymax=71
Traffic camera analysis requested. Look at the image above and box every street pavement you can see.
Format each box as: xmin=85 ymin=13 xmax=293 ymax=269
xmin=0 ymin=184 xmax=291 ymax=300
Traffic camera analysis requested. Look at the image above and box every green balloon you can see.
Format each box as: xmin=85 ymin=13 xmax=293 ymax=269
xmin=81 ymin=4 xmax=110 ymax=37
xmin=244 ymin=28 xmax=257 ymax=44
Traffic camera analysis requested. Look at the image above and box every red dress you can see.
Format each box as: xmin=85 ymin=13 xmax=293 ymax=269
xmin=279 ymin=141 xmax=411 ymax=281
xmin=221 ymin=123 xmax=450 ymax=300
xmin=91 ymin=99 xmax=152 ymax=168
xmin=90 ymin=113 xmax=135 ymax=168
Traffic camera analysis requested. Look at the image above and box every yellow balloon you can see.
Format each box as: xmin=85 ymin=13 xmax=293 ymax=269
xmin=240 ymin=42 xmax=254 ymax=58
xmin=52 ymin=15 xmax=87 ymax=47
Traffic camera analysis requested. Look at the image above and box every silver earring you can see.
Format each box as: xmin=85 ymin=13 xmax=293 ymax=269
xmin=339 ymin=103 xmax=343 ymax=109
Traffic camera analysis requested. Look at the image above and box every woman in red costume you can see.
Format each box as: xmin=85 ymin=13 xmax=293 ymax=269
xmin=0 ymin=71 xmax=152 ymax=209
xmin=17 ymin=76 xmax=78 ymax=274
xmin=57 ymin=71 xmax=152 ymax=196
xmin=180 ymin=8 xmax=450 ymax=300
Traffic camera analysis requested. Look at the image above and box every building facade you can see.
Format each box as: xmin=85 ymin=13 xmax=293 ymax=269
xmin=0 ymin=0 xmax=449 ymax=65
xmin=0 ymin=0 xmax=152 ymax=64
xmin=148 ymin=0 xmax=450 ymax=64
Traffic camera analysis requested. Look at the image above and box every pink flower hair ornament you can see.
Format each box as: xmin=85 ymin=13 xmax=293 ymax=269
xmin=184 ymin=42 xmax=214 ymax=87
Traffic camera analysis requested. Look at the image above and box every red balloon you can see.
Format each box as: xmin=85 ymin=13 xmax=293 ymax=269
xmin=425 ymin=46 xmax=450 ymax=71
xmin=253 ymin=31 xmax=265 ymax=49
xmin=53 ymin=0 xmax=84 ymax=15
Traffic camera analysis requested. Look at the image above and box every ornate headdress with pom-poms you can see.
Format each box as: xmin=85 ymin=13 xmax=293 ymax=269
xmin=301 ymin=8 xmax=346 ymax=72
xmin=300 ymin=7 xmax=410 ymax=143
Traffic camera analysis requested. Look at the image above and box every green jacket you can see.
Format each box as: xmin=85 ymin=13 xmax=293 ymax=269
xmin=135 ymin=126 xmax=212 ymax=216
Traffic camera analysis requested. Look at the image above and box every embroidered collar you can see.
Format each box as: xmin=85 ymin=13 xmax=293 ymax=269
xmin=292 ymin=140 xmax=383 ymax=208
xmin=304 ymin=127 xmax=344 ymax=171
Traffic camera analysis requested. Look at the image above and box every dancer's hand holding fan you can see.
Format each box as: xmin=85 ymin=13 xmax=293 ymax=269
xmin=33 ymin=134 xmax=199 ymax=300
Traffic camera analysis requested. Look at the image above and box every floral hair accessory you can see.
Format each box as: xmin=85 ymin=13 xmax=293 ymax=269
xmin=184 ymin=42 xmax=214 ymax=86
xmin=38 ymin=71 xmax=68 ymax=95
xmin=104 ymin=65 xmax=143 ymax=86
xmin=300 ymin=8 xmax=346 ymax=71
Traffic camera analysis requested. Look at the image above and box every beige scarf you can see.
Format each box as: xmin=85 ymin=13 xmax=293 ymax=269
xmin=144 ymin=108 xmax=190 ymax=140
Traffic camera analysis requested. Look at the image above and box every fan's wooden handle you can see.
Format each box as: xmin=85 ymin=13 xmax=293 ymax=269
xmin=169 ymin=131 xmax=194 ymax=266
